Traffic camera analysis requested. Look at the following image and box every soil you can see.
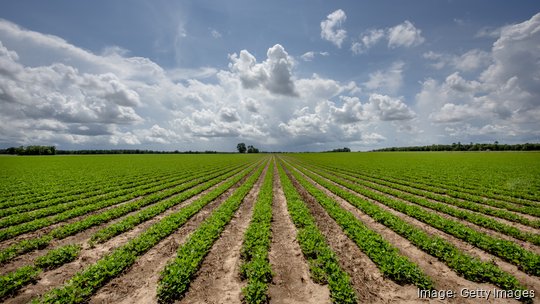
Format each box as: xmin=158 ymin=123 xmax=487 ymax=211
xmin=3 ymin=169 xmax=251 ymax=304
xmin=298 ymin=164 xmax=540 ymax=294
xmin=267 ymin=163 xmax=331 ymax=304
xmin=89 ymin=163 xmax=264 ymax=304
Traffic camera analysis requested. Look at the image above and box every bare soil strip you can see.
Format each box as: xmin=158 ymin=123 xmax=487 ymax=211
xmin=358 ymin=181 xmax=540 ymax=255
xmin=0 ymin=172 xmax=224 ymax=250
xmin=283 ymin=166 xmax=423 ymax=303
xmin=0 ymin=195 xmax=142 ymax=251
xmin=303 ymin=167 xmax=540 ymax=293
xmin=356 ymin=177 xmax=540 ymax=234
xmin=267 ymin=165 xmax=330 ymax=304
xmin=293 ymin=165 xmax=517 ymax=303
xmin=177 ymin=163 xmax=269 ymax=304
xmin=3 ymin=170 xmax=250 ymax=304
xmin=87 ymin=168 xmax=258 ymax=304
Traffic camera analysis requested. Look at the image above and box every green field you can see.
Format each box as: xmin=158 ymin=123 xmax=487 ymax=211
xmin=0 ymin=152 xmax=538 ymax=303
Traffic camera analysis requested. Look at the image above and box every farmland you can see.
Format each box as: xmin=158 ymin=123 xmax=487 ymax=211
xmin=0 ymin=152 xmax=539 ymax=303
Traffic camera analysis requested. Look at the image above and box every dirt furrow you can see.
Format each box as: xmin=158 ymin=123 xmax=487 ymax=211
xmin=283 ymin=165 xmax=424 ymax=303
xmin=88 ymin=166 xmax=260 ymax=304
xmin=3 ymin=171 xmax=248 ymax=304
xmin=0 ymin=195 xmax=142 ymax=251
xmin=302 ymin=167 xmax=540 ymax=293
xmin=355 ymin=176 xmax=540 ymax=236
xmin=292 ymin=165 xmax=517 ymax=303
xmin=267 ymin=164 xmax=330 ymax=304
xmin=355 ymin=180 xmax=540 ymax=255
xmin=178 ymin=163 xmax=269 ymax=304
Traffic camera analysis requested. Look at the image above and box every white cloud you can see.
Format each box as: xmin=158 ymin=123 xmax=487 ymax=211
xmin=367 ymin=94 xmax=416 ymax=121
xmin=363 ymin=61 xmax=404 ymax=94
xmin=387 ymin=20 xmax=425 ymax=48
xmin=300 ymin=51 xmax=329 ymax=62
xmin=330 ymin=96 xmax=367 ymax=124
xmin=416 ymin=13 xmax=540 ymax=141
xmin=228 ymin=44 xmax=297 ymax=96
xmin=351 ymin=29 xmax=385 ymax=54
xmin=320 ymin=9 xmax=347 ymax=48
xmin=210 ymin=29 xmax=222 ymax=39
xmin=423 ymin=49 xmax=491 ymax=72
xmin=352 ymin=21 xmax=424 ymax=54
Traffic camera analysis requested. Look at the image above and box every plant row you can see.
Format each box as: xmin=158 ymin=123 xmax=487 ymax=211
xmin=0 ymin=162 xmax=253 ymax=265
xmin=89 ymin=163 xmax=252 ymax=244
xmin=239 ymin=159 xmax=274 ymax=304
xmin=0 ymin=164 xmax=231 ymax=226
xmin=0 ymin=163 xmax=244 ymax=242
xmin=302 ymin=163 xmax=540 ymax=245
xmin=156 ymin=160 xmax=268 ymax=303
xmin=393 ymin=168 xmax=540 ymax=203
xmin=0 ymin=244 xmax=80 ymax=300
xmin=0 ymin=167 xmax=190 ymax=218
xmin=298 ymin=163 xmax=540 ymax=277
xmin=285 ymin=161 xmax=533 ymax=298
xmin=308 ymin=161 xmax=540 ymax=216
xmin=276 ymin=162 xmax=357 ymax=304
xmin=364 ymin=165 xmax=539 ymax=208
xmin=34 ymin=159 xmax=267 ymax=303
xmin=320 ymin=165 xmax=540 ymax=228
xmin=0 ymin=168 xmax=175 ymax=210
xmin=281 ymin=160 xmax=434 ymax=289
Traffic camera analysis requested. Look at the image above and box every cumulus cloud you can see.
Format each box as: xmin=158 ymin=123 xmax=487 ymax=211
xmin=351 ymin=29 xmax=384 ymax=54
xmin=352 ymin=21 xmax=424 ymax=54
xmin=228 ymin=44 xmax=297 ymax=96
xmin=363 ymin=61 xmax=404 ymax=94
xmin=423 ymin=49 xmax=491 ymax=72
xmin=417 ymin=12 xmax=540 ymax=141
xmin=0 ymin=45 xmax=142 ymax=127
xmin=387 ymin=21 xmax=425 ymax=48
xmin=367 ymin=94 xmax=416 ymax=121
xmin=320 ymin=9 xmax=347 ymax=48
xmin=329 ymin=97 xmax=367 ymax=124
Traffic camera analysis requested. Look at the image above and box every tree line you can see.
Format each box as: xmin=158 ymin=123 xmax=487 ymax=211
xmin=0 ymin=146 xmax=223 ymax=155
xmin=236 ymin=143 xmax=259 ymax=153
xmin=372 ymin=142 xmax=540 ymax=152
xmin=1 ymin=146 xmax=57 ymax=155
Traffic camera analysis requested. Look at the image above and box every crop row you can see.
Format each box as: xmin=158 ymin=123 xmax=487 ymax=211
xmin=277 ymin=161 xmax=357 ymax=304
xmin=0 ymin=164 xmax=233 ymax=227
xmin=362 ymin=165 xmax=539 ymax=207
xmin=0 ymin=169 xmax=178 ymax=210
xmin=0 ymin=168 xmax=189 ymax=218
xmin=281 ymin=160 xmax=434 ymax=289
xmin=34 ymin=159 xmax=266 ymax=303
xmin=0 ymin=244 xmax=80 ymax=300
xmin=318 ymin=165 xmax=540 ymax=228
xmin=0 ymin=162 xmax=245 ymax=242
xmin=307 ymin=161 xmax=540 ymax=217
xmin=0 ymin=162 xmax=253 ymax=265
xmin=299 ymin=162 xmax=540 ymax=245
xmin=156 ymin=160 xmax=268 ymax=303
xmin=89 ymin=162 xmax=253 ymax=244
xmin=2 ymin=161 xmax=259 ymax=301
xmin=239 ymin=159 xmax=274 ymax=304
xmin=392 ymin=168 xmax=540 ymax=203
xmin=282 ymin=159 xmax=531 ymax=297
xmin=293 ymin=161 xmax=540 ymax=277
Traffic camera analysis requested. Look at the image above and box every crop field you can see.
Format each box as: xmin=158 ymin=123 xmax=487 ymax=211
xmin=0 ymin=152 xmax=539 ymax=303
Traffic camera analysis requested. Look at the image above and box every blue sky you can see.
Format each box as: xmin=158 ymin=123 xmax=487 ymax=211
xmin=1 ymin=1 xmax=539 ymax=151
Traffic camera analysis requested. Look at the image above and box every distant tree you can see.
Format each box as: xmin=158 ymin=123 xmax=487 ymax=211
xmin=327 ymin=147 xmax=351 ymax=152
xmin=247 ymin=145 xmax=259 ymax=153
xmin=237 ymin=143 xmax=247 ymax=153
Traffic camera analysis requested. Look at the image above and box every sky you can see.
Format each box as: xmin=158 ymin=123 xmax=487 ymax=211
xmin=0 ymin=1 xmax=539 ymax=152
